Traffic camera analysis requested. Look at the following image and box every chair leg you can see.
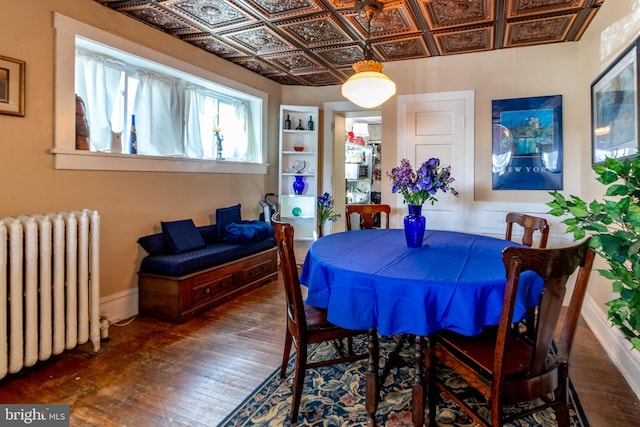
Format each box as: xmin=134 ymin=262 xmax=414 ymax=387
xmin=412 ymin=335 xmax=426 ymax=426
xmin=490 ymin=396 xmax=503 ymax=426
xmin=427 ymin=344 xmax=437 ymax=427
xmin=365 ymin=329 xmax=379 ymax=426
xmin=281 ymin=328 xmax=293 ymax=378
xmin=555 ymin=378 xmax=570 ymax=427
xmin=290 ymin=343 xmax=308 ymax=423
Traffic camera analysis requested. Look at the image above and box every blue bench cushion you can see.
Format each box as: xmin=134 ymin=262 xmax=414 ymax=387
xmin=139 ymin=237 xmax=276 ymax=277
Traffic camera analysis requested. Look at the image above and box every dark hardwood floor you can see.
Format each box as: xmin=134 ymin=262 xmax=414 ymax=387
xmin=0 ymin=275 xmax=638 ymax=426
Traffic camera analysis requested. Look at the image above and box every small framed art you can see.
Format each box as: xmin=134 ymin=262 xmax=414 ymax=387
xmin=0 ymin=55 xmax=25 ymax=117
xmin=591 ymin=36 xmax=639 ymax=165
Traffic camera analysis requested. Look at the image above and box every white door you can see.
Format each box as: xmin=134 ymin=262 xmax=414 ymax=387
xmin=397 ymin=91 xmax=474 ymax=231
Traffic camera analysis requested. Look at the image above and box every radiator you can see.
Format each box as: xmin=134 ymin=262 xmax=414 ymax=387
xmin=0 ymin=209 xmax=101 ymax=379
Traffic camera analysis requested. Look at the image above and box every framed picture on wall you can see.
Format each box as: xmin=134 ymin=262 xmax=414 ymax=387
xmin=0 ymin=55 xmax=25 ymax=117
xmin=492 ymin=95 xmax=563 ymax=190
xmin=591 ymin=36 xmax=639 ymax=165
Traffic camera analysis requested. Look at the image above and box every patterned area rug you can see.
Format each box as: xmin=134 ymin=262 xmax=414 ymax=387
xmin=218 ymin=335 xmax=589 ymax=427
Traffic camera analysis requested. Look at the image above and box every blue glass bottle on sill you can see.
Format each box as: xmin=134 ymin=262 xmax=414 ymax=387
xmin=129 ymin=115 xmax=137 ymax=154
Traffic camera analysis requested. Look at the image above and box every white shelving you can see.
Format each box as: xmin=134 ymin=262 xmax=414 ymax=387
xmin=278 ymin=105 xmax=319 ymax=258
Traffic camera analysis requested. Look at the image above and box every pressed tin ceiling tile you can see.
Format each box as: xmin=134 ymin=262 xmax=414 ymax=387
xmin=504 ymin=15 xmax=575 ymax=47
xmin=94 ymin=0 xmax=607 ymax=86
xmin=434 ymin=26 xmax=494 ymax=55
xmin=280 ymin=14 xmax=354 ymax=48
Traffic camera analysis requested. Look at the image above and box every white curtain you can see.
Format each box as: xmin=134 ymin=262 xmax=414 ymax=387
xmin=221 ymin=100 xmax=257 ymax=162
xmin=134 ymin=71 xmax=184 ymax=156
xmin=75 ymin=51 xmax=123 ymax=152
xmin=243 ymin=102 xmax=260 ymax=163
xmin=184 ymin=86 xmax=218 ymax=159
xmin=75 ymin=49 xmax=259 ymax=161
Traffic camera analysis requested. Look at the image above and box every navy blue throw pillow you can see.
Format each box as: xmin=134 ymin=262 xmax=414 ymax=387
xmin=137 ymin=233 xmax=168 ymax=255
xmin=216 ymin=204 xmax=242 ymax=237
xmin=161 ymin=219 xmax=206 ymax=254
xmin=197 ymin=224 xmax=219 ymax=243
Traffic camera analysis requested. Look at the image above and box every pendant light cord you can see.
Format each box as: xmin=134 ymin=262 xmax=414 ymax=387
xmin=362 ymin=1 xmax=375 ymax=61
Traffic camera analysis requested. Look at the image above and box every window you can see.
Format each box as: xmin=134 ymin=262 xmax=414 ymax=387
xmin=53 ymin=13 xmax=268 ymax=174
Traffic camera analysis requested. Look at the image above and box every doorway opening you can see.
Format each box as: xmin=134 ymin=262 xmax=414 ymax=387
xmin=329 ymin=111 xmax=382 ymax=232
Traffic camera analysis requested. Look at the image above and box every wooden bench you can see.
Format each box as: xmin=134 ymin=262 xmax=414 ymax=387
xmin=138 ymin=247 xmax=277 ymax=323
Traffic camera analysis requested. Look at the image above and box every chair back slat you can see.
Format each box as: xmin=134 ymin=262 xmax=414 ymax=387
xmin=505 ymin=212 xmax=550 ymax=248
xmin=501 ymin=239 xmax=594 ymax=376
xmin=346 ymin=204 xmax=391 ymax=230
xmin=272 ymin=217 xmax=307 ymax=338
xmin=428 ymin=238 xmax=595 ymax=427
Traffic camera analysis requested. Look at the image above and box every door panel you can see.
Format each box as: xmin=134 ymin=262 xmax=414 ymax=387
xmin=398 ymin=92 xmax=473 ymax=231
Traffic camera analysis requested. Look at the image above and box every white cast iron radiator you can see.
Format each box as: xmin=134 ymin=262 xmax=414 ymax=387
xmin=0 ymin=209 xmax=101 ymax=379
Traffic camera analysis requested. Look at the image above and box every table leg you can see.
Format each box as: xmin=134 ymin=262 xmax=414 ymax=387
xmin=412 ymin=335 xmax=426 ymax=426
xmin=366 ymin=328 xmax=379 ymax=426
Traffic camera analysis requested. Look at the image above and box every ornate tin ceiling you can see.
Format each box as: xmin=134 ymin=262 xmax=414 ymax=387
xmin=93 ymin=0 xmax=606 ymax=86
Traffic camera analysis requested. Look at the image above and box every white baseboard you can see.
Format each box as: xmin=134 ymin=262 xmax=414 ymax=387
xmin=99 ymin=287 xmax=138 ymax=323
xmin=581 ymin=294 xmax=640 ymax=399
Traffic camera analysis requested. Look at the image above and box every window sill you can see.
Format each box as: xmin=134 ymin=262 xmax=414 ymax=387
xmin=51 ymin=149 xmax=268 ymax=174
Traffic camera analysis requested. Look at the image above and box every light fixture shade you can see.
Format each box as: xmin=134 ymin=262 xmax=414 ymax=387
xmin=341 ymin=59 xmax=396 ymax=109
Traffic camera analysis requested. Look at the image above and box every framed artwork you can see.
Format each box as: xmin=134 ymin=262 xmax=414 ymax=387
xmin=591 ymin=36 xmax=639 ymax=165
xmin=0 ymin=55 xmax=25 ymax=117
xmin=492 ymin=95 xmax=563 ymax=190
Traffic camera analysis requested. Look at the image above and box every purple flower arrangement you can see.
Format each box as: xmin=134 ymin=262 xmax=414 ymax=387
xmin=318 ymin=192 xmax=341 ymax=229
xmin=387 ymin=158 xmax=459 ymax=206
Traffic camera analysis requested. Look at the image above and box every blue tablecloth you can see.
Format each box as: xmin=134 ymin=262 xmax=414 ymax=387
xmin=299 ymin=229 xmax=542 ymax=336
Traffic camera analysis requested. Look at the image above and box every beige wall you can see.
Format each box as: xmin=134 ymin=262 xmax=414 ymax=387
xmin=0 ymin=0 xmax=282 ymax=304
xmin=576 ymin=2 xmax=640 ymax=311
xmin=2 ymin=0 xmax=638 ymax=321
xmin=282 ymin=1 xmax=640 ymax=318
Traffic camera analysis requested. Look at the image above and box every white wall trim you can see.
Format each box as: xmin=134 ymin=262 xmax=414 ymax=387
xmin=582 ymin=294 xmax=640 ymax=399
xmin=51 ymin=149 xmax=268 ymax=174
xmin=99 ymin=287 xmax=138 ymax=323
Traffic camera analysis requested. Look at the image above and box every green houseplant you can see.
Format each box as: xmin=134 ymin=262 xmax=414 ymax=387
xmin=547 ymin=156 xmax=640 ymax=351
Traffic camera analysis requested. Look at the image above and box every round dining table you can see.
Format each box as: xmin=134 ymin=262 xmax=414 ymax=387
xmin=300 ymin=228 xmax=541 ymax=337
xmin=298 ymin=228 xmax=542 ymax=426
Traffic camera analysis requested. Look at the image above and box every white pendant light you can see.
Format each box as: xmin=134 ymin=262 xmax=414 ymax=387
xmin=341 ymin=0 xmax=396 ymax=109
xmin=342 ymin=59 xmax=396 ymax=108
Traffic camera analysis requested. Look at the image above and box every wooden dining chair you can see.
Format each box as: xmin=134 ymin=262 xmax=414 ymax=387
xmin=272 ymin=216 xmax=368 ymax=423
xmin=505 ymin=212 xmax=550 ymax=248
xmin=346 ymin=203 xmax=391 ymax=230
xmin=425 ymin=238 xmax=595 ymax=427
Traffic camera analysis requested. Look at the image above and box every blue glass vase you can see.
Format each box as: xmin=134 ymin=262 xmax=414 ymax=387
xmin=292 ymin=175 xmax=305 ymax=195
xmin=404 ymin=204 xmax=426 ymax=248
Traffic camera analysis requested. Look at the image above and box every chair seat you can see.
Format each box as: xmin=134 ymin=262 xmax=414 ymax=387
xmin=304 ymin=304 xmax=343 ymax=331
xmin=435 ymin=328 xmax=562 ymax=405
xmin=436 ymin=329 xmax=533 ymax=377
